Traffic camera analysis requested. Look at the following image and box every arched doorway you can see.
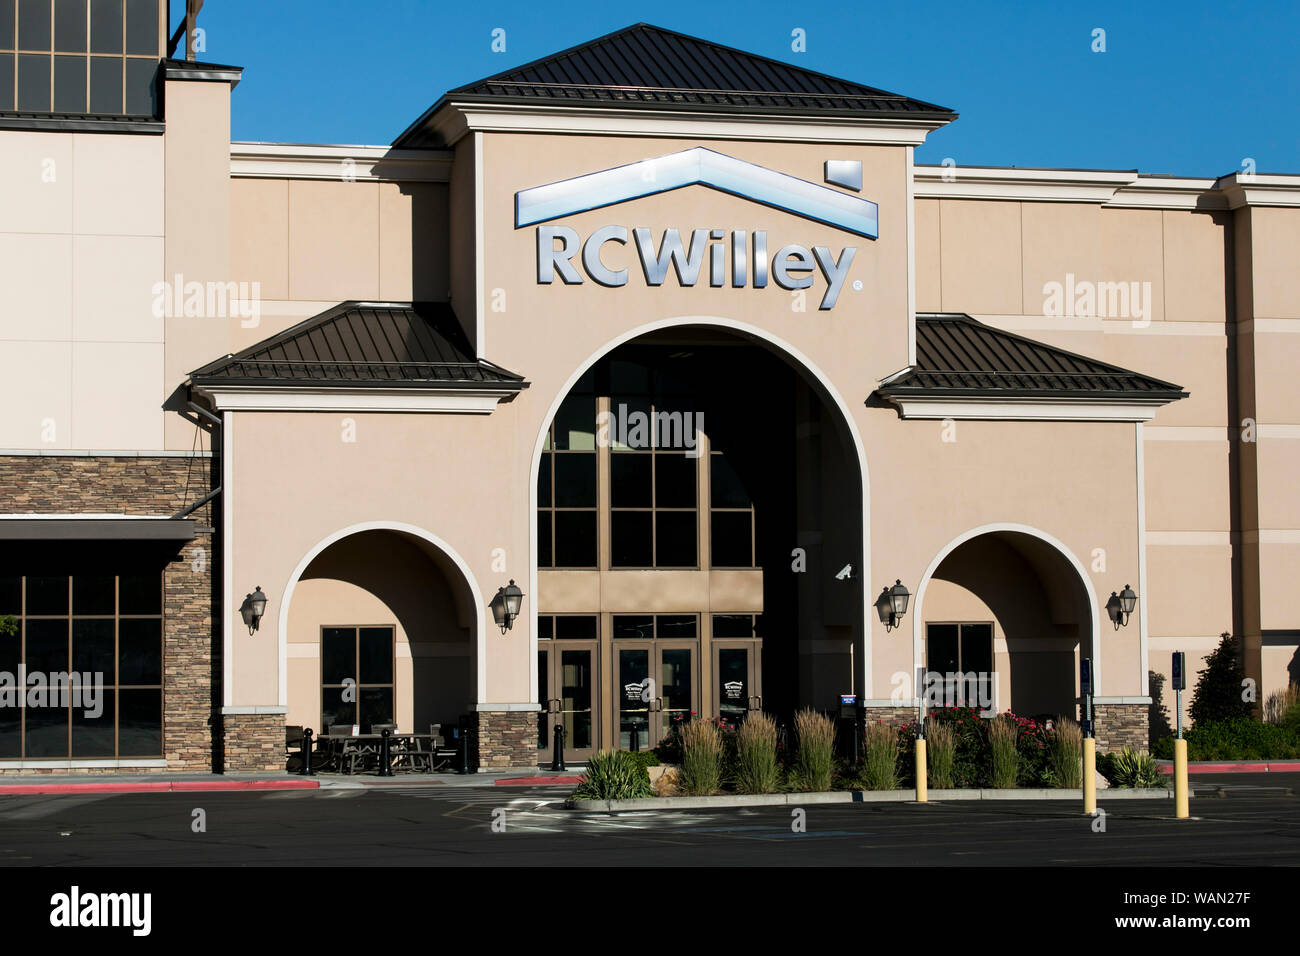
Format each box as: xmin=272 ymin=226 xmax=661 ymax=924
xmin=914 ymin=526 xmax=1097 ymax=720
xmin=531 ymin=321 xmax=868 ymax=760
xmin=281 ymin=526 xmax=479 ymax=737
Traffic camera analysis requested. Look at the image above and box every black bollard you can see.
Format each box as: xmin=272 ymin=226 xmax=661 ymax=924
xmin=379 ymin=728 xmax=393 ymax=777
xmin=300 ymin=727 xmax=316 ymax=776
xmin=550 ymin=723 xmax=566 ymax=772
xmin=630 ymin=724 xmax=640 ymax=753
xmin=458 ymin=727 xmax=471 ymax=774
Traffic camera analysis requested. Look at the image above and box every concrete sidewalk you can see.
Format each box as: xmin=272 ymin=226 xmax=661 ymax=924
xmin=0 ymin=768 xmax=584 ymax=794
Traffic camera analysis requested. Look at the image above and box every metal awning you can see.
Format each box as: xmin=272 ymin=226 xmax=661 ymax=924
xmin=0 ymin=517 xmax=196 ymax=541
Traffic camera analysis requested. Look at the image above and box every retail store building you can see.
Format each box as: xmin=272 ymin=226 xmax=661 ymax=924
xmin=2 ymin=12 xmax=1298 ymax=771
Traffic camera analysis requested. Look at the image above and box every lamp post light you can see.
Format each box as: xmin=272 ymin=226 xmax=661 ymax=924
xmin=239 ymin=586 xmax=267 ymax=635
xmin=491 ymin=579 xmax=525 ymax=634
xmin=875 ymin=579 xmax=910 ymax=633
xmin=1106 ymin=584 xmax=1138 ymax=630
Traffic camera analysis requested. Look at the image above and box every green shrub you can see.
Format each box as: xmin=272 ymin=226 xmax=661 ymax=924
xmin=733 ymin=712 xmax=780 ymax=794
xmin=679 ymin=718 xmax=724 ymax=795
xmin=1099 ymin=747 xmax=1167 ymax=788
xmin=928 ymin=706 xmax=990 ymax=787
xmin=1046 ymin=717 xmax=1083 ymax=788
xmin=988 ymin=714 xmax=1019 ymax=788
xmin=573 ymin=750 xmax=652 ymax=800
xmin=1159 ymin=717 xmax=1300 ymax=760
xmin=623 ymin=750 xmax=660 ymax=773
xmin=926 ymin=722 xmax=956 ymax=789
xmin=861 ymin=722 xmax=901 ymax=790
xmin=1263 ymin=684 xmax=1300 ymax=729
xmin=1189 ymin=632 xmax=1253 ymax=725
xmin=790 ymin=708 xmax=835 ymax=792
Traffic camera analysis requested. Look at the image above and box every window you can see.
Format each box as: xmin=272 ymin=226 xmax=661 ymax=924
xmin=538 ymin=376 xmax=597 ymax=568
xmin=926 ymin=622 xmax=994 ymax=709
xmin=0 ymin=571 xmax=162 ymax=759
xmin=712 ymin=613 xmax=760 ymax=639
xmin=0 ymin=0 xmax=160 ymax=115
xmin=537 ymin=615 xmax=598 ymax=640
xmin=612 ymin=614 xmax=697 ymax=640
xmin=709 ymin=448 xmax=755 ymax=567
xmin=320 ymin=626 xmax=394 ymax=734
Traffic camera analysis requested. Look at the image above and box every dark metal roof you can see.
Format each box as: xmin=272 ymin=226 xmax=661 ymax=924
xmin=0 ymin=518 xmax=195 ymax=541
xmin=395 ymin=23 xmax=955 ymax=146
xmin=878 ymin=315 xmax=1187 ymax=401
xmin=189 ymin=302 xmax=526 ymax=390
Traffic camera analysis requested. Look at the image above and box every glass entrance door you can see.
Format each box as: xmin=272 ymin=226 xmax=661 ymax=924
xmin=714 ymin=640 xmax=762 ymax=725
xmin=614 ymin=642 xmax=698 ymax=750
xmin=537 ymin=643 xmax=598 ymax=761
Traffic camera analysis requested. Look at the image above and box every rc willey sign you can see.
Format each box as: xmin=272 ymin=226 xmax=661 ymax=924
xmin=515 ymin=148 xmax=878 ymax=310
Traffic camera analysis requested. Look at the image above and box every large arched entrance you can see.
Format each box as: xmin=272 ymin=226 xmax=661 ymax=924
xmin=531 ymin=321 xmax=868 ymax=761
xmin=913 ymin=526 xmax=1097 ymax=720
xmin=281 ymin=526 xmax=479 ymax=739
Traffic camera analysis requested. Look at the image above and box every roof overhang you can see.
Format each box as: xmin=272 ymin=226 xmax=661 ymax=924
xmin=0 ymin=516 xmax=196 ymax=541
xmin=881 ymin=394 xmax=1174 ymax=423
xmin=192 ymin=384 xmax=522 ymax=414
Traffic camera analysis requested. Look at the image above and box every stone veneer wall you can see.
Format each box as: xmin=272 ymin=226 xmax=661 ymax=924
xmin=1093 ymin=703 xmax=1148 ymax=754
xmin=861 ymin=706 xmax=920 ymax=729
xmin=473 ymin=711 xmax=538 ymax=770
xmin=222 ymin=712 xmax=286 ymax=771
xmin=0 ymin=454 xmax=219 ymax=773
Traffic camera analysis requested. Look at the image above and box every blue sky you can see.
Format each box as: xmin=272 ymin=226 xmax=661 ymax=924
xmin=191 ymin=0 xmax=1299 ymax=177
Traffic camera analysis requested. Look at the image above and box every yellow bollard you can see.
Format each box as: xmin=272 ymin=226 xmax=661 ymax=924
xmin=915 ymin=737 xmax=928 ymax=803
xmin=1082 ymin=736 xmax=1096 ymax=815
xmin=1174 ymin=738 xmax=1189 ymax=818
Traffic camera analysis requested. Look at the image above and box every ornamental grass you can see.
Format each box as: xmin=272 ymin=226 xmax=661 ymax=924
xmin=926 ymin=722 xmax=956 ymax=789
xmin=733 ymin=712 xmax=781 ymax=794
xmin=679 ymin=717 xmax=724 ymax=795
xmin=988 ymin=714 xmax=1020 ymax=788
xmin=861 ymin=721 xmax=901 ymax=790
xmin=1046 ymin=716 xmax=1083 ymax=788
xmin=791 ymin=708 xmax=836 ymax=792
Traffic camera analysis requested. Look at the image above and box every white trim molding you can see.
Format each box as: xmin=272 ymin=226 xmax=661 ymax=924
xmin=221 ymin=705 xmax=289 ymax=715
xmin=230 ymin=142 xmax=452 ymax=182
xmin=1217 ymin=173 xmax=1300 ymax=209
xmin=886 ymin=396 xmax=1169 ymax=422
xmin=913 ymin=165 xmax=1134 ymax=203
xmin=469 ymin=703 xmax=542 ymax=712
xmin=197 ymin=386 xmax=518 ymax=414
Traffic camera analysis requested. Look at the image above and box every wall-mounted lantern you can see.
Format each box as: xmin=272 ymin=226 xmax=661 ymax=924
xmin=1105 ymin=584 xmax=1138 ymax=630
xmin=491 ymin=579 xmax=525 ymax=634
xmin=875 ymin=579 xmax=910 ymax=633
xmin=239 ymin=586 xmax=268 ymax=635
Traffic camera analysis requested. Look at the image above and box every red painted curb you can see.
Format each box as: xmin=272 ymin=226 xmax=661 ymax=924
xmin=494 ymin=776 xmax=582 ymax=786
xmin=0 ymin=779 xmax=319 ymax=795
xmin=1158 ymin=762 xmax=1300 ymax=774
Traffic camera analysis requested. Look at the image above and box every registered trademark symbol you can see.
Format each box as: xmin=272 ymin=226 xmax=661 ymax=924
xmin=852 ymin=280 xmax=863 ymax=291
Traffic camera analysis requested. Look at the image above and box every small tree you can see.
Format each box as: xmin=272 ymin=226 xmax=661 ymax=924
xmin=1188 ymin=632 xmax=1252 ymax=724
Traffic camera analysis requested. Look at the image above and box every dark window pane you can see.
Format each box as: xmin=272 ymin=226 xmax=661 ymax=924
xmin=713 ymin=613 xmax=755 ymax=638
xmin=610 ymin=452 xmax=651 ymax=507
xmin=18 ymin=0 xmax=50 ymax=49
xmin=118 ymin=571 xmax=160 ymax=614
xmin=72 ymin=617 xmax=114 ymax=679
xmin=0 ymin=576 xmax=19 ymax=616
xmin=52 ymin=52 xmax=83 ymax=110
xmin=536 ymin=616 xmax=553 ymax=640
xmin=612 ymin=615 xmax=653 ymax=640
xmin=609 ymin=398 xmax=651 ymax=449
xmin=320 ymin=687 xmax=354 ymax=734
xmin=537 ymin=511 xmax=553 ymax=568
xmin=655 ymin=511 xmax=696 ymax=567
xmin=928 ymin=624 xmax=960 ymax=674
xmin=117 ymin=687 xmax=160 ymax=755
xmin=961 ymin=624 xmax=994 ymax=674
xmin=537 ymin=452 xmax=551 ymax=506
xmin=0 ymin=700 xmax=18 ymax=757
xmin=657 ymin=615 xmax=696 ymax=639
xmin=655 ymin=453 xmax=696 ymax=507
xmin=122 ymin=50 xmax=151 ymax=114
xmin=321 ymin=627 xmax=354 ymax=685
xmin=17 ymin=51 xmax=48 ymax=110
xmin=537 ymin=650 xmax=547 ymax=748
xmin=24 ymin=704 xmax=67 ymax=757
xmin=718 ymin=647 xmax=748 ymax=721
xmin=88 ymin=0 xmax=119 ymax=52
xmin=25 ymin=617 xmax=68 ymax=673
xmin=553 ymin=453 xmax=595 ymax=508
xmin=122 ymin=0 xmax=151 ymax=54
xmin=26 ymin=575 xmax=67 ymax=614
xmin=88 ymin=52 xmax=117 ymax=111
xmin=0 ymin=0 xmax=14 ymax=48
xmin=554 ymin=615 xmax=597 ymax=641
xmin=552 ymin=394 xmax=595 ymax=450
xmin=609 ymin=359 xmax=649 ymax=396
xmin=72 ymin=574 xmax=114 ymax=615
xmin=358 ymin=627 xmax=392 ymax=684
xmin=358 ymin=687 xmax=393 ymax=734
xmin=0 ymin=615 xmax=18 ymax=673
xmin=54 ymin=0 xmax=85 ymax=51
xmin=0 ymin=53 xmax=14 ymax=110
xmin=117 ymin=617 xmax=159 ymax=684
xmin=71 ymin=692 xmax=113 ymax=756
xmin=552 ymin=511 xmax=595 ymax=568
xmin=610 ymin=510 xmax=652 ymax=568
xmin=710 ymin=511 xmax=752 ymax=567
xmin=711 ymin=454 xmax=750 ymax=508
